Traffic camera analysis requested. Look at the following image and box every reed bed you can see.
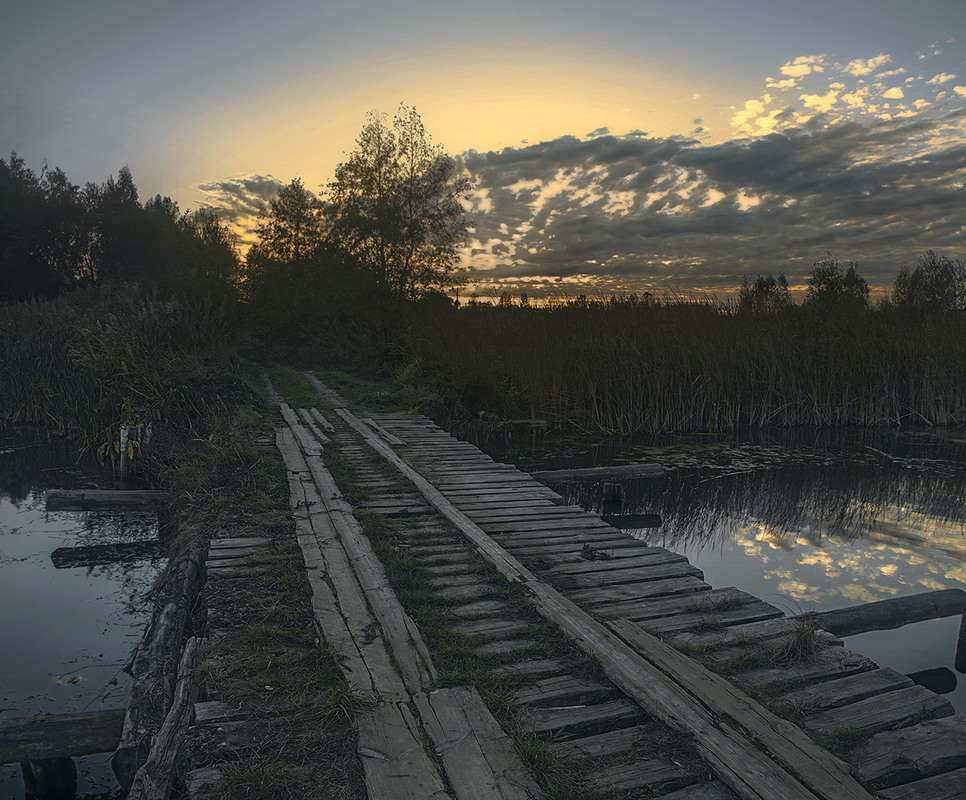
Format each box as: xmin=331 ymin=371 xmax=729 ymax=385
xmin=0 ymin=283 xmax=245 ymax=455
xmin=401 ymin=296 xmax=966 ymax=433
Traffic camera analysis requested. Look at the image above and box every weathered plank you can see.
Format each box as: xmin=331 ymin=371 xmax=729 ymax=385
xmin=520 ymin=700 xmax=641 ymax=739
xmin=547 ymin=551 xmax=688 ymax=576
xmin=553 ymin=561 xmax=705 ymax=589
xmin=356 ymin=703 xmax=450 ymax=799
xmin=45 ymin=489 xmax=170 ymax=511
xmin=637 ymin=601 xmax=783 ymax=634
xmin=610 ymin=619 xmax=871 ymax=799
xmin=875 ymin=766 xmax=966 ymax=800
xmin=732 ymin=647 xmax=877 ymax=692
xmin=592 ymin=587 xmax=755 ymax=621
xmin=511 ymin=675 xmax=619 ymax=706
xmin=547 ymin=724 xmax=651 ymax=759
xmin=849 ymin=716 xmax=966 ymax=787
xmin=362 ymin=417 xmax=406 ymax=446
xmin=800 ymin=685 xmax=953 ymax=735
xmin=776 ymin=668 xmax=913 ymax=713
xmin=414 ymin=687 xmax=545 ymax=799
xmin=588 ymin=757 xmax=699 ymax=792
xmin=297 ymin=407 xmax=329 ymax=445
xmin=653 ymin=782 xmax=736 ymax=800
xmin=51 ymin=540 xmax=165 ymax=568
xmin=0 ymin=710 xmax=125 ymax=762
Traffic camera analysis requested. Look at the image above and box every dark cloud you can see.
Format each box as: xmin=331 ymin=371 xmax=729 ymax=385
xmin=197 ymin=174 xmax=283 ymax=227
xmin=457 ymin=113 xmax=966 ymax=295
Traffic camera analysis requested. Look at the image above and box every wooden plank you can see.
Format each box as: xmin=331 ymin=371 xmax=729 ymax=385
xmin=356 ymin=703 xmax=450 ymax=800
xmin=570 ymin=576 xmax=710 ymax=605
xmin=547 ymin=551 xmax=688 ymax=576
xmin=849 ymin=716 xmax=966 ymax=787
xmin=800 ymin=685 xmax=953 ymax=735
xmin=554 ymin=561 xmax=705 ymax=589
xmin=547 ymin=724 xmax=651 ymax=758
xmin=638 ymin=602 xmax=784 ymax=634
xmin=414 ymin=688 xmax=545 ymax=799
xmin=776 ymin=668 xmax=913 ymax=713
xmin=592 ymin=587 xmax=756 ymax=620
xmin=520 ymin=700 xmax=641 ymax=738
xmin=289 ymin=430 xmax=438 ymax=694
xmin=609 ymin=619 xmax=871 ymax=800
xmin=653 ymin=782 xmax=736 ymax=800
xmin=875 ymin=766 xmax=966 ymax=800
xmin=341 ymin=408 xmax=867 ymax=800
xmin=511 ymin=539 xmax=658 ymax=560
xmin=45 ymin=489 xmax=170 ymax=512
xmin=454 ymin=618 xmax=529 ymax=638
xmin=0 ymin=710 xmax=125 ymax=762
xmin=732 ymin=648 xmax=877 ymax=692
xmin=308 ymin=407 xmax=335 ymax=432
xmin=297 ymin=407 xmax=329 ymax=445
xmin=511 ymin=675 xmax=619 ymax=706
xmin=588 ymin=757 xmax=698 ymax=792
xmin=277 ymin=430 xmax=403 ymax=701
xmin=363 ymin=417 xmax=406 ymax=446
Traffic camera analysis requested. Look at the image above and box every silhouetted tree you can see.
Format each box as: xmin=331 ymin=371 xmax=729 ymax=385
xmin=737 ymin=273 xmax=792 ymax=314
xmin=326 ymin=105 xmax=470 ymax=300
xmin=0 ymin=154 xmax=89 ymax=300
xmin=804 ymin=257 xmax=869 ymax=312
xmin=892 ymin=250 xmax=966 ymax=314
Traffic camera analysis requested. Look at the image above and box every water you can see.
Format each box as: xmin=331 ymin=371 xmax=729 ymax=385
xmin=0 ymin=440 xmax=163 ymax=799
xmin=479 ymin=426 xmax=966 ymax=713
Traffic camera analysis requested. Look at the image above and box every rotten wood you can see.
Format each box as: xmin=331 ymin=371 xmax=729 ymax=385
xmin=50 ymin=540 xmax=165 ymax=569
xmin=45 ymin=489 xmax=170 ymax=512
xmin=112 ymin=539 xmax=205 ymax=788
xmin=0 ymin=710 xmax=124 ymax=762
xmin=126 ymin=636 xmax=202 ymax=800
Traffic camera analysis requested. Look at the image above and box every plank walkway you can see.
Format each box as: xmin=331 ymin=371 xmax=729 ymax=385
xmin=212 ymin=375 xmax=966 ymax=799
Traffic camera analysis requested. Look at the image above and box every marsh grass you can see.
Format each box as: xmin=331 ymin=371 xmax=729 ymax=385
xmin=401 ymin=295 xmax=966 ymax=433
xmin=0 ymin=282 xmax=246 ymax=465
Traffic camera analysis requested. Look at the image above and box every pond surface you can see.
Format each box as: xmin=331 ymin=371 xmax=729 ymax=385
xmin=478 ymin=426 xmax=966 ymax=714
xmin=0 ymin=439 xmax=162 ymax=799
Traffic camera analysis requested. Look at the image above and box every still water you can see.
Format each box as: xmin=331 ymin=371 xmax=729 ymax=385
xmin=480 ymin=426 xmax=966 ymax=713
xmin=0 ymin=440 xmax=162 ymax=798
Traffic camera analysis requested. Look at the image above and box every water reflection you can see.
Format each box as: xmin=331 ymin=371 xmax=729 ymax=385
xmin=0 ymin=437 xmax=162 ymax=798
xmin=480 ymin=426 xmax=966 ymax=712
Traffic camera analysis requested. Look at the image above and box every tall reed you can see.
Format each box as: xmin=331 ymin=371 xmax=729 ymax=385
xmin=0 ymin=283 xmax=244 ymax=455
xmin=400 ymin=296 xmax=966 ymax=433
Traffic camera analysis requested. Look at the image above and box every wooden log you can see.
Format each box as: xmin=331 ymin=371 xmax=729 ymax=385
xmin=50 ymin=540 xmax=165 ymax=569
xmin=800 ymin=589 xmax=966 ymax=637
xmin=111 ymin=540 xmax=205 ymax=788
xmin=45 ymin=489 xmax=170 ymax=512
xmin=530 ymin=463 xmax=664 ymax=483
xmin=0 ymin=710 xmax=125 ymax=762
xmin=126 ymin=636 xmax=202 ymax=800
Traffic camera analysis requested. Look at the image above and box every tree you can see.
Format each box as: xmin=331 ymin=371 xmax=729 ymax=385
xmin=892 ymin=250 xmax=966 ymax=314
xmin=326 ymin=105 xmax=470 ymax=300
xmin=737 ymin=273 xmax=792 ymax=314
xmin=804 ymin=256 xmax=869 ymax=312
xmin=251 ymin=178 xmax=323 ymax=264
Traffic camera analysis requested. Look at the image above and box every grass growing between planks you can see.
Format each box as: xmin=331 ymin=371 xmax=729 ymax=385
xmin=179 ymin=395 xmax=368 ymax=800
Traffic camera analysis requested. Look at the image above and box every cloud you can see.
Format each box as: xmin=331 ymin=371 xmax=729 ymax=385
xmin=955 ymin=86 xmax=966 ymax=97
xmin=457 ymin=111 xmax=966 ymax=296
xmin=779 ymin=55 xmax=827 ymax=78
xmin=198 ymin=174 xmax=282 ymax=223
xmin=927 ymin=72 xmax=957 ymax=85
xmin=918 ymin=42 xmax=945 ymax=59
xmin=843 ymin=54 xmax=892 ymax=76
xmin=881 ymin=86 xmax=904 ymax=99
xmin=800 ymin=90 xmax=840 ymax=112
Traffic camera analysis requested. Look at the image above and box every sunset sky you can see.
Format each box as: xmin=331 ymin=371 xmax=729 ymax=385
xmin=3 ymin=0 xmax=965 ymax=296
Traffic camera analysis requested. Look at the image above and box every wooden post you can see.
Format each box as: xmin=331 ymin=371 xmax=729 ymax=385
xmin=119 ymin=425 xmax=130 ymax=479
xmin=21 ymin=758 xmax=77 ymax=800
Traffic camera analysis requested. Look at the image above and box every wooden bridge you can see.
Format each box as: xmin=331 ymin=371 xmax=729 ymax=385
xmin=186 ymin=374 xmax=963 ymax=800
xmin=13 ymin=374 xmax=963 ymax=799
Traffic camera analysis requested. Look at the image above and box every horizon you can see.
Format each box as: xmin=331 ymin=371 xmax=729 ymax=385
xmin=3 ymin=0 xmax=964 ymax=297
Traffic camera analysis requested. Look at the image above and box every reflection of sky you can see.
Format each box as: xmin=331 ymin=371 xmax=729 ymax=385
xmin=487 ymin=427 xmax=966 ymax=714
xmin=0 ymin=492 xmax=160 ymax=798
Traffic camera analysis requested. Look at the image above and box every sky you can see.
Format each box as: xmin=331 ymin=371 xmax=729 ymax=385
xmin=3 ymin=0 xmax=965 ymax=297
